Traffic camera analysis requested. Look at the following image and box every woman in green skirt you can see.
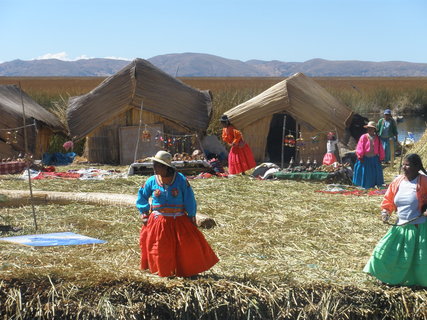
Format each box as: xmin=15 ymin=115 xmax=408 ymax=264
xmin=363 ymin=153 xmax=427 ymax=287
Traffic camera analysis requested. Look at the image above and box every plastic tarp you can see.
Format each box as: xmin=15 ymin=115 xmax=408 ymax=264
xmin=0 ymin=232 xmax=106 ymax=247
xmin=42 ymin=152 xmax=76 ymax=166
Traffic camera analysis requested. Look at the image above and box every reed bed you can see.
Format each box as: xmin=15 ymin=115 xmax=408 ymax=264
xmin=1 ymin=165 xmax=426 ymax=319
xmin=409 ymin=129 xmax=427 ymax=161
xmin=1 ymin=76 xmax=427 ymax=318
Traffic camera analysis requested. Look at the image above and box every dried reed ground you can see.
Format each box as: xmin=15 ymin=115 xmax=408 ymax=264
xmin=1 ymin=164 xmax=426 ymax=318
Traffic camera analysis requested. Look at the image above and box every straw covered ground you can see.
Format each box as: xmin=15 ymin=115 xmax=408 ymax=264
xmin=1 ymin=163 xmax=426 ymax=319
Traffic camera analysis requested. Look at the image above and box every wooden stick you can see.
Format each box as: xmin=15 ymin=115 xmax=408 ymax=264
xmin=389 ymin=137 xmax=395 ymax=167
xmin=280 ymin=114 xmax=287 ymax=169
xmin=399 ymin=135 xmax=406 ymax=174
xmin=18 ymin=81 xmax=38 ymax=231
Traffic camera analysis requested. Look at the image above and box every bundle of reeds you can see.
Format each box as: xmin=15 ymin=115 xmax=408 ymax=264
xmin=0 ymin=278 xmax=426 ymax=319
xmin=0 ymin=165 xmax=425 ymax=319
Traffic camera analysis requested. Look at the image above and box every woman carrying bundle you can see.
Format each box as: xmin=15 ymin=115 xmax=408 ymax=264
xmin=363 ymin=153 xmax=427 ymax=287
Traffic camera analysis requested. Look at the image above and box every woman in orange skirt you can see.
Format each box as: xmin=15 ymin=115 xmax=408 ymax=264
xmin=220 ymin=115 xmax=256 ymax=175
xmin=136 ymin=150 xmax=219 ymax=277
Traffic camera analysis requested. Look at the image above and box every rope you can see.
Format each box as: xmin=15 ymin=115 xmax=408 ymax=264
xmin=0 ymin=122 xmax=36 ymax=131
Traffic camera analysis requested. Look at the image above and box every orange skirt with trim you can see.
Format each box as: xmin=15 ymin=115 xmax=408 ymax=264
xmin=139 ymin=214 xmax=219 ymax=277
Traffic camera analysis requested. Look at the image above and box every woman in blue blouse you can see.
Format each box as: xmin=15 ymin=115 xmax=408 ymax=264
xmin=136 ymin=150 xmax=218 ymax=277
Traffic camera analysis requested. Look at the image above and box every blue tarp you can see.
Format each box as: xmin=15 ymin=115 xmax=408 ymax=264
xmin=42 ymin=152 xmax=76 ymax=166
xmin=0 ymin=232 xmax=106 ymax=247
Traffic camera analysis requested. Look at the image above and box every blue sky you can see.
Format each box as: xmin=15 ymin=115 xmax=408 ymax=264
xmin=1 ymin=0 xmax=426 ymax=63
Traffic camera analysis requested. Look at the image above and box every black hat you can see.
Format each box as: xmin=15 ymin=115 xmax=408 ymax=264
xmin=220 ymin=114 xmax=229 ymax=122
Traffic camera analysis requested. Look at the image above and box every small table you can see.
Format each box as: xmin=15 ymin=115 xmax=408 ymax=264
xmin=273 ymin=171 xmax=331 ymax=181
xmin=128 ymin=160 xmax=211 ymax=176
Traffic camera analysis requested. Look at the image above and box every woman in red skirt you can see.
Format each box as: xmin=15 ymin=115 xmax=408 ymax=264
xmin=220 ymin=115 xmax=256 ymax=175
xmin=136 ymin=150 xmax=219 ymax=277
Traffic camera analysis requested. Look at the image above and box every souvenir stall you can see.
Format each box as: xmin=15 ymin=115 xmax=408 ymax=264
xmin=127 ymin=125 xmax=210 ymax=176
xmin=0 ymin=128 xmax=31 ymax=174
xmin=271 ymin=128 xmax=352 ymax=184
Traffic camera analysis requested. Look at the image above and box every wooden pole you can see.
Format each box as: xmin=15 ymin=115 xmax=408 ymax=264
xmin=389 ymin=137 xmax=395 ymax=167
xmin=133 ymin=100 xmax=144 ymax=163
xmin=18 ymin=81 xmax=38 ymax=231
xmin=334 ymin=127 xmax=341 ymax=163
xmin=399 ymin=135 xmax=406 ymax=174
xmin=281 ymin=114 xmax=287 ymax=169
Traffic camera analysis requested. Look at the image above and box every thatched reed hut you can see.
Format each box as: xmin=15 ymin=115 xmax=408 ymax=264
xmin=0 ymin=85 xmax=65 ymax=159
xmin=223 ymin=73 xmax=355 ymax=164
xmin=67 ymin=59 xmax=212 ymax=165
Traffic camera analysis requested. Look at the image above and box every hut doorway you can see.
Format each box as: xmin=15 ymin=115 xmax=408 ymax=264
xmin=266 ymin=113 xmax=296 ymax=164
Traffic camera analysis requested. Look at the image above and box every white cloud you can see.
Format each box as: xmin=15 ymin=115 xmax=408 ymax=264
xmin=104 ymin=56 xmax=132 ymax=61
xmin=74 ymin=55 xmax=93 ymax=60
xmin=35 ymin=52 xmax=70 ymax=60
xmin=32 ymin=52 xmax=131 ymax=61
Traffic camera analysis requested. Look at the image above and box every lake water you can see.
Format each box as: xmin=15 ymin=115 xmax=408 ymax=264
xmin=368 ymin=114 xmax=426 ymax=142
xmin=396 ymin=114 xmax=426 ymax=142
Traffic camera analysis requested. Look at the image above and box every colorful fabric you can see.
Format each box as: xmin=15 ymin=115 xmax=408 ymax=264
xmin=32 ymin=172 xmax=82 ymax=179
xmin=274 ymin=171 xmax=331 ymax=181
xmin=222 ymin=126 xmax=256 ymax=174
xmin=0 ymin=161 xmax=28 ymax=175
xmin=222 ymin=126 xmax=243 ymax=146
xmin=322 ymin=152 xmax=337 ymax=165
xmin=42 ymin=152 xmax=76 ymax=166
xmin=136 ymin=172 xmax=218 ymax=277
xmin=355 ymin=133 xmax=385 ymax=161
xmin=363 ymin=222 xmax=427 ymax=287
xmin=137 ymin=172 xmax=196 ymax=217
xmin=139 ymin=215 xmax=219 ymax=277
xmin=352 ymin=155 xmax=384 ymax=189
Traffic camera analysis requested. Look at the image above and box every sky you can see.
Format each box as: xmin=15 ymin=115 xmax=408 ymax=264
xmin=1 ymin=0 xmax=426 ymax=64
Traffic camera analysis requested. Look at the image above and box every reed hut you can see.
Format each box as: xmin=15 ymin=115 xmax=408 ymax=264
xmin=67 ymin=59 xmax=212 ymax=164
xmin=0 ymin=85 xmax=65 ymax=159
xmin=223 ymin=73 xmax=354 ymax=164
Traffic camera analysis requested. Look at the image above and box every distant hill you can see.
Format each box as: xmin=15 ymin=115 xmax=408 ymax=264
xmin=0 ymin=58 xmax=129 ymax=76
xmin=1 ymin=53 xmax=426 ymax=77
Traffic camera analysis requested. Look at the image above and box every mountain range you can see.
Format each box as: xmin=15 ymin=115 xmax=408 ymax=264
xmin=1 ymin=53 xmax=427 ymax=77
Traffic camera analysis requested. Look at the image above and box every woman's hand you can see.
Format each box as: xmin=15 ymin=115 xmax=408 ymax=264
xmin=189 ymin=216 xmax=197 ymax=226
xmin=381 ymin=210 xmax=390 ymax=223
xmin=141 ymin=213 xmax=149 ymax=226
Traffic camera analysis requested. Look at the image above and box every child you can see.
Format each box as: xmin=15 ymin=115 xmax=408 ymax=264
xmin=322 ymin=132 xmax=338 ymax=165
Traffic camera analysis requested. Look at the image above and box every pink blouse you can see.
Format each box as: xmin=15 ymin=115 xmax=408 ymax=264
xmin=355 ymin=133 xmax=385 ymax=161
